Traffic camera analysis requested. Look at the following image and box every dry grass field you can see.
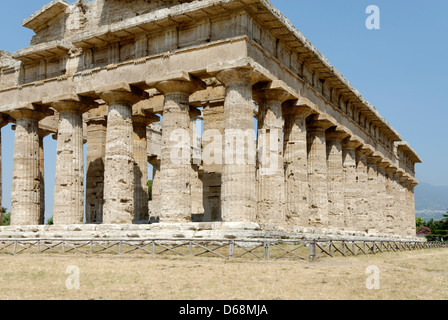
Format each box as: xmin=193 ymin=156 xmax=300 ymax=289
xmin=0 ymin=248 xmax=446 ymax=300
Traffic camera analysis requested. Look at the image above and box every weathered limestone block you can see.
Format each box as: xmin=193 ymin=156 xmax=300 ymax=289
xmin=342 ymin=136 xmax=362 ymax=231
xmin=8 ymin=109 xmax=49 ymax=225
xmin=85 ymin=116 xmax=107 ymax=224
xmin=214 ymin=68 xmax=261 ymax=223
xmin=283 ymin=106 xmax=312 ymax=226
xmin=325 ymin=128 xmax=349 ymax=230
xmin=306 ymin=115 xmax=334 ymax=227
xmin=98 ymin=84 xmax=149 ymax=224
xmin=254 ymin=88 xmax=291 ymax=225
xmin=156 ymin=79 xmax=204 ymax=223
xmin=51 ymin=100 xmax=93 ymax=225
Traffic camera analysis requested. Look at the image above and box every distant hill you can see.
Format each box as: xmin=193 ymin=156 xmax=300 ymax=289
xmin=415 ymin=182 xmax=448 ymax=221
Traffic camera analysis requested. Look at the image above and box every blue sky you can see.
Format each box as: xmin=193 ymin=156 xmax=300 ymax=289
xmin=1 ymin=1 xmax=447 ymax=218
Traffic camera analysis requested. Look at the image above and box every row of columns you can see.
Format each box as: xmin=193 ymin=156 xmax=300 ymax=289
xmin=1 ymin=67 xmax=417 ymax=237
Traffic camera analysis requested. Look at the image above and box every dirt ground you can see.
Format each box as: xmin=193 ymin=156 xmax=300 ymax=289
xmin=0 ymin=248 xmax=446 ymax=300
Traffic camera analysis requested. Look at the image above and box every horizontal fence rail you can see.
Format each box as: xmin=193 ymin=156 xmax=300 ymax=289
xmin=0 ymin=238 xmax=446 ymax=261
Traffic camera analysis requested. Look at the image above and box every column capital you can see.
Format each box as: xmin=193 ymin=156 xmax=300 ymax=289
xmin=155 ymin=78 xmax=206 ymax=96
xmin=132 ymin=111 xmax=160 ymax=126
xmin=215 ymin=67 xmax=264 ymax=87
xmin=326 ymin=126 xmax=350 ymax=142
xmin=356 ymin=144 xmax=375 ymax=157
xmin=342 ymin=136 xmax=363 ymax=150
xmin=44 ymin=93 xmax=98 ymax=114
xmin=96 ymin=82 xmax=149 ymax=107
xmin=253 ymin=80 xmax=297 ymax=104
xmin=307 ymin=114 xmax=335 ymax=131
xmin=367 ymin=151 xmax=383 ymax=165
xmin=385 ymin=164 xmax=398 ymax=174
xmin=377 ymin=158 xmax=392 ymax=169
xmin=8 ymin=104 xmax=53 ymax=122
xmin=0 ymin=113 xmax=12 ymax=128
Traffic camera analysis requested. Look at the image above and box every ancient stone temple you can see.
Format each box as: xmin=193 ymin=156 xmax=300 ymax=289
xmin=0 ymin=0 xmax=421 ymax=240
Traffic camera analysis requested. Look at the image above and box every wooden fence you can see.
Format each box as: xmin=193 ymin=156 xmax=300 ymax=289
xmin=0 ymin=238 xmax=446 ymax=261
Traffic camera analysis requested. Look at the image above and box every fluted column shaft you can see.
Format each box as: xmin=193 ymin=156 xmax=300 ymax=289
xmin=354 ymin=147 xmax=374 ymax=232
xmin=156 ymin=80 xmax=200 ymax=223
xmin=202 ymin=104 xmax=224 ymax=222
xmin=284 ymin=108 xmax=311 ymax=226
xmin=0 ymin=119 xmax=8 ymax=225
xmin=215 ymin=69 xmax=259 ymax=222
xmin=99 ymin=89 xmax=147 ymax=224
xmin=10 ymin=111 xmax=43 ymax=225
xmin=342 ymin=138 xmax=362 ymax=230
xmin=376 ymin=161 xmax=389 ymax=234
xmin=86 ymin=117 xmax=107 ymax=224
xmin=306 ymin=118 xmax=333 ymax=227
xmin=384 ymin=167 xmax=397 ymax=234
xmin=52 ymin=102 xmax=86 ymax=225
xmin=325 ymin=130 xmax=348 ymax=230
xmin=133 ymin=116 xmax=154 ymax=223
xmin=38 ymin=129 xmax=50 ymax=225
xmin=256 ymin=90 xmax=288 ymax=225
xmin=366 ymin=154 xmax=382 ymax=233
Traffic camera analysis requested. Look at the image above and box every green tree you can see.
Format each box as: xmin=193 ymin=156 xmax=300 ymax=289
xmin=1 ymin=207 xmax=10 ymax=226
xmin=424 ymin=211 xmax=448 ymax=242
xmin=148 ymin=180 xmax=153 ymax=201
xmin=47 ymin=216 xmax=54 ymax=225
xmin=416 ymin=217 xmax=424 ymax=230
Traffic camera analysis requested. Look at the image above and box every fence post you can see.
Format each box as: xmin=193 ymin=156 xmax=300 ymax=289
xmin=229 ymin=240 xmax=235 ymax=259
xmin=309 ymin=241 xmax=316 ymax=262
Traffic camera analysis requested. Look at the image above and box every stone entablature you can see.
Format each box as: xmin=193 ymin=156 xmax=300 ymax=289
xmin=0 ymin=0 xmax=421 ymax=238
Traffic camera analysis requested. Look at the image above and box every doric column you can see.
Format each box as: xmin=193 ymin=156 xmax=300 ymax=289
xmin=38 ymin=129 xmax=51 ymax=225
xmin=354 ymin=145 xmax=374 ymax=232
xmin=384 ymin=165 xmax=398 ymax=235
xmin=155 ymin=79 xmax=204 ymax=223
xmin=51 ymin=98 xmax=94 ymax=225
xmin=376 ymin=159 xmax=391 ymax=234
xmin=201 ymin=103 xmax=224 ymax=222
xmin=342 ymin=136 xmax=362 ymax=231
xmin=306 ymin=115 xmax=334 ymax=228
xmin=325 ymin=127 xmax=349 ymax=230
xmin=214 ymin=68 xmax=260 ymax=223
xmin=133 ymin=112 xmax=159 ymax=224
xmin=98 ymin=84 xmax=149 ymax=224
xmin=0 ymin=115 xmax=10 ymax=225
xmin=9 ymin=108 xmax=50 ymax=225
xmin=189 ymin=107 xmax=204 ymax=219
xmin=396 ymin=169 xmax=407 ymax=236
xmin=400 ymin=176 xmax=412 ymax=237
xmin=408 ymin=179 xmax=418 ymax=237
xmin=85 ymin=116 xmax=107 ymax=224
xmin=366 ymin=152 xmax=382 ymax=233
xmin=148 ymin=157 xmax=161 ymax=223
xmin=283 ymin=106 xmax=313 ymax=226
xmin=254 ymin=88 xmax=291 ymax=225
